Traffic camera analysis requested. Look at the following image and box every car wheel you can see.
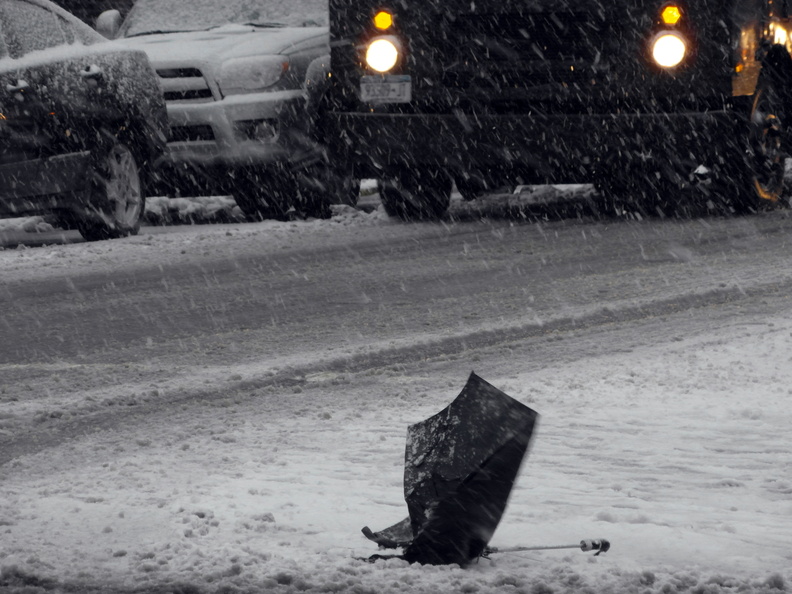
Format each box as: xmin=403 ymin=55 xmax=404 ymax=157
xmin=232 ymin=168 xmax=332 ymax=221
xmin=78 ymin=142 xmax=145 ymax=242
xmin=713 ymin=75 xmax=789 ymax=214
xmin=593 ymin=152 xmax=698 ymax=219
xmin=335 ymin=173 xmax=361 ymax=207
xmin=454 ymin=174 xmax=490 ymax=202
xmin=593 ymin=167 xmax=660 ymax=218
xmin=294 ymin=161 xmax=358 ymax=211
xmin=378 ymin=169 xmax=452 ymax=220
xmin=233 ymin=172 xmax=295 ymax=221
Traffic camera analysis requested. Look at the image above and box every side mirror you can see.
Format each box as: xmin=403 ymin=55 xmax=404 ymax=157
xmin=96 ymin=10 xmax=123 ymax=39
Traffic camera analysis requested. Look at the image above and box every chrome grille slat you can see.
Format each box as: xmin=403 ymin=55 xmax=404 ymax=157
xmin=156 ymin=67 xmax=215 ymax=103
xmin=169 ymin=124 xmax=215 ymax=142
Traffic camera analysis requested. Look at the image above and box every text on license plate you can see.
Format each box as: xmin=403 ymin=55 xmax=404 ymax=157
xmin=360 ymin=75 xmax=412 ymax=103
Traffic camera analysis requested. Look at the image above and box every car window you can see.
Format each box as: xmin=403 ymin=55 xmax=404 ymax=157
xmin=123 ymin=0 xmax=328 ymax=37
xmin=54 ymin=6 xmax=104 ymax=46
xmin=70 ymin=20 xmax=102 ymax=45
xmin=0 ymin=23 xmax=8 ymax=60
xmin=0 ymin=0 xmax=68 ymax=59
xmin=55 ymin=14 xmax=78 ymax=45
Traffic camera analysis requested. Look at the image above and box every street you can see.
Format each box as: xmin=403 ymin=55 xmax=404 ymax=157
xmin=1 ymin=199 xmax=792 ymax=592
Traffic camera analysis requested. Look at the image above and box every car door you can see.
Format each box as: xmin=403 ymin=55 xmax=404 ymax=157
xmin=0 ymin=0 xmax=91 ymax=201
xmin=0 ymin=0 xmax=65 ymax=164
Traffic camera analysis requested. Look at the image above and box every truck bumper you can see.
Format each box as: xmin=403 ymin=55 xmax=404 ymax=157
xmin=326 ymin=110 xmax=740 ymax=182
xmin=150 ymin=90 xmax=323 ymax=195
xmin=159 ymin=90 xmax=313 ymax=169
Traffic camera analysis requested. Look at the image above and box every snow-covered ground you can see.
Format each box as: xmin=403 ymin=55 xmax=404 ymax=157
xmin=1 ymin=202 xmax=791 ymax=594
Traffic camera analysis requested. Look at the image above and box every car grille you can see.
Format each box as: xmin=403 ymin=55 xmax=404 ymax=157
xmin=442 ymin=11 xmax=609 ymax=90
xmin=158 ymin=68 xmax=203 ymax=78
xmin=156 ymin=67 xmax=214 ymax=103
xmin=169 ymin=125 xmax=215 ymax=142
xmin=456 ymin=12 xmax=603 ymax=62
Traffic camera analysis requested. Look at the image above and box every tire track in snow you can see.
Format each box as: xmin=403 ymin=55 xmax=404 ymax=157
xmin=2 ymin=275 xmax=790 ymax=467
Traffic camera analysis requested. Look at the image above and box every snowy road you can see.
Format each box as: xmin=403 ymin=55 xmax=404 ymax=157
xmin=1 ymin=202 xmax=792 ymax=593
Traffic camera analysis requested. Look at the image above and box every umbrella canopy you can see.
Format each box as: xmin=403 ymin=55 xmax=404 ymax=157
xmin=363 ymin=373 xmax=538 ymax=565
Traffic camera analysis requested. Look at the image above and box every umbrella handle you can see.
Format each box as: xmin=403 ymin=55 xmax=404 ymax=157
xmin=581 ymin=539 xmax=610 ymax=555
xmin=488 ymin=538 xmax=610 ymax=556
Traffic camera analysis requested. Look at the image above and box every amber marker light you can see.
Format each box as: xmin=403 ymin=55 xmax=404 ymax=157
xmin=774 ymin=24 xmax=789 ymax=46
xmin=661 ymin=5 xmax=682 ymax=26
xmin=374 ymin=10 xmax=393 ymax=30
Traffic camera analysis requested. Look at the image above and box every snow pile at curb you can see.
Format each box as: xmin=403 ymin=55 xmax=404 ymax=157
xmin=144 ymin=195 xmax=246 ymax=225
xmin=0 ymin=217 xmax=57 ymax=234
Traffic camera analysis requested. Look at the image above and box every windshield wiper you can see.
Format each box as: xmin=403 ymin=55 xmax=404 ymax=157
xmin=239 ymin=21 xmax=288 ymax=28
xmin=126 ymin=29 xmax=194 ymax=37
xmin=200 ymin=22 xmax=287 ymax=31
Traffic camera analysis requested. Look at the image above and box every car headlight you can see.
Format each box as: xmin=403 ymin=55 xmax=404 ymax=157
xmin=218 ymin=56 xmax=289 ymax=95
xmin=365 ymin=37 xmax=400 ymax=73
xmin=651 ymin=32 xmax=687 ymax=68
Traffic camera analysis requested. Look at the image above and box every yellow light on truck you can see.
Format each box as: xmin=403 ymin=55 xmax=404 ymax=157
xmin=773 ymin=24 xmax=789 ymax=46
xmin=366 ymin=38 xmax=399 ymax=72
xmin=661 ymin=5 xmax=682 ymax=26
xmin=374 ymin=10 xmax=393 ymax=30
xmin=652 ymin=32 xmax=687 ymax=68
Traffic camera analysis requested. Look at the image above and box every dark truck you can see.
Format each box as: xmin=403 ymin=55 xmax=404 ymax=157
xmin=324 ymin=0 xmax=792 ymax=219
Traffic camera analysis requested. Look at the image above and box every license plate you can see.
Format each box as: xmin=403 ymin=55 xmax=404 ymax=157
xmin=360 ymin=75 xmax=412 ymax=103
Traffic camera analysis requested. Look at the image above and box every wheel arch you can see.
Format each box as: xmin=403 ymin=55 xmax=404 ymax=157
xmin=305 ymin=54 xmax=332 ymax=124
xmin=758 ymin=44 xmax=792 ymax=98
xmin=762 ymin=44 xmax=792 ymax=74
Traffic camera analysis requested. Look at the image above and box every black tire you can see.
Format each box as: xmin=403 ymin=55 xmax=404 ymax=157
xmin=378 ymin=169 xmax=452 ymax=220
xmin=78 ymin=141 xmax=145 ymax=242
xmin=232 ymin=167 xmax=333 ymax=221
xmin=232 ymin=169 xmax=297 ymax=221
xmin=454 ymin=175 xmax=488 ymax=202
xmin=310 ymin=88 xmax=360 ymax=208
xmin=593 ymin=167 xmax=661 ymax=219
xmin=593 ymin=151 xmax=700 ymax=219
xmin=711 ymin=75 xmax=789 ymax=214
xmin=335 ymin=173 xmax=361 ymax=207
xmin=298 ymin=160 xmax=360 ymax=208
xmin=314 ymin=130 xmax=360 ymax=208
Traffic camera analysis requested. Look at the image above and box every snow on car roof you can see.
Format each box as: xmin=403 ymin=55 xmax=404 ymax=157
xmin=122 ymin=0 xmax=328 ymax=37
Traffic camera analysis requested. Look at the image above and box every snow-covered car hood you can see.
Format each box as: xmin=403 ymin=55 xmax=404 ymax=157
xmin=113 ymin=26 xmax=328 ymax=64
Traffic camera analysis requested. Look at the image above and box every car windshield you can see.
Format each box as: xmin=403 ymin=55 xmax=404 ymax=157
xmin=122 ymin=0 xmax=328 ymax=37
